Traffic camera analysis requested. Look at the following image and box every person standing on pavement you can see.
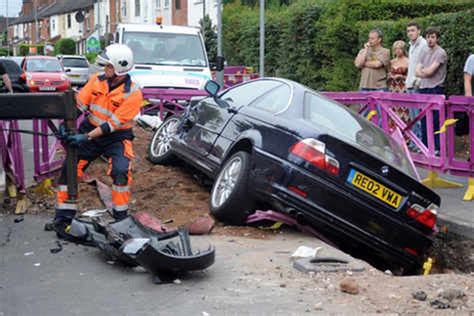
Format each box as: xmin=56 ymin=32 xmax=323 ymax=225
xmin=406 ymin=22 xmax=427 ymax=93
xmin=416 ymin=26 xmax=448 ymax=153
xmin=464 ymin=53 xmax=474 ymax=97
xmin=53 ymin=44 xmax=143 ymax=237
xmin=0 ymin=62 xmax=14 ymax=94
xmin=456 ymin=53 xmax=474 ymax=153
xmin=354 ymin=28 xmax=391 ymax=92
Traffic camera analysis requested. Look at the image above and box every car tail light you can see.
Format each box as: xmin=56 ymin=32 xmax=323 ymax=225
xmin=290 ymin=138 xmax=340 ymax=175
xmin=406 ymin=203 xmax=437 ymax=230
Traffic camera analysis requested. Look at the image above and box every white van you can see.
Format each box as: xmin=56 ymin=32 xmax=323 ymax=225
xmin=115 ymin=23 xmax=212 ymax=90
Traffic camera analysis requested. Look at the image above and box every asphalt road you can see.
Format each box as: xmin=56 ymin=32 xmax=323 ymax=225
xmin=0 ymin=214 xmax=363 ymax=316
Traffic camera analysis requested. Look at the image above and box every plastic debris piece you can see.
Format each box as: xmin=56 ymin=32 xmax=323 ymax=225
xmin=186 ymin=215 xmax=215 ymax=235
xmin=291 ymin=246 xmax=321 ymax=259
xmin=33 ymin=263 xmax=40 ymax=267
xmin=121 ymin=238 xmax=150 ymax=255
xmin=14 ymin=216 xmax=24 ymax=223
xmin=173 ymin=279 xmax=182 ymax=284
xmin=50 ymin=241 xmax=63 ymax=254
xmin=24 ymin=251 xmax=34 ymax=256
xmin=81 ymin=209 xmax=109 ymax=218
xmin=412 ymin=291 xmax=427 ymax=301
xmin=423 ymin=257 xmax=433 ymax=275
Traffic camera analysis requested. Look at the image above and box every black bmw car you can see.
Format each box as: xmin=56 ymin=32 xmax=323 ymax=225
xmin=147 ymin=78 xmax=440 ymax=274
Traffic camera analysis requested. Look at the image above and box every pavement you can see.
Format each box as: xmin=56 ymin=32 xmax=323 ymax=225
xmin=0 ymin=214 xmax=366 ymax=316
xmin=417 ymin=169 xmax=474 ymax=240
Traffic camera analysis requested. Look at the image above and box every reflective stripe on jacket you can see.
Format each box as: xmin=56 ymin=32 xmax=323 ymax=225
xmin=76 ymin=74 xmax=143 ymax=132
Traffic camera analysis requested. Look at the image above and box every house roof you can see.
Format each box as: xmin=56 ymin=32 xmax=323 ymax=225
xmin=8 ymin=0 xmax=94 ymax=25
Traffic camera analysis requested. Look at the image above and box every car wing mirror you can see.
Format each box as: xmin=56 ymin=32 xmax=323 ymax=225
xmin=204 ymin=80 xmax=220 ymax=97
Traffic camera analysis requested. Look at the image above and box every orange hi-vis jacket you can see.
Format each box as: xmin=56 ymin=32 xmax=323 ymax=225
xmin=76 ymin=73 xmax=143 ymax=133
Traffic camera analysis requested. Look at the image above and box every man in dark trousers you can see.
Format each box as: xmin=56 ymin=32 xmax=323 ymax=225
xmin=54 ymin=44 xmax=143 ymax=237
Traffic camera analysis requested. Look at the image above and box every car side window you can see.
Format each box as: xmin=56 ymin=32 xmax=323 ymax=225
xmin=219 ymin=80 xmax=282 ymax=107
xmin=247 ymin=83 xmax=291 ymax=114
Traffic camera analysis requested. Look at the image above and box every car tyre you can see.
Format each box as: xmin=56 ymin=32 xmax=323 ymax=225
xmin=210 ymin=151 xmax=254 ymax=225
xmin=147 ymin=116 xmax=180 ymax=165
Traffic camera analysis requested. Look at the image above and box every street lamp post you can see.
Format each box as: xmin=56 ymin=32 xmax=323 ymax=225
xmin=34 ymin=0 xmax=39 ymax=43
xmin=216 ymin=0 xmax=224 ymax=87
xmin=259 ymin=0 xmax=264 ymax=77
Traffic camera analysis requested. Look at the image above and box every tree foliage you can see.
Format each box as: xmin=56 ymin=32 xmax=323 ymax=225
xmin=54 ymin=38 xmax=76 ymax=55
xmin=200 ymin=15 xmax=218 ymax=62
xmin=223 ymin=0 xmax=474 ymax=95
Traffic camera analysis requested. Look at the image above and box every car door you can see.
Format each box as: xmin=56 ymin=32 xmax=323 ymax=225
xmin=182 ymin=79 xmax=284 ymax=160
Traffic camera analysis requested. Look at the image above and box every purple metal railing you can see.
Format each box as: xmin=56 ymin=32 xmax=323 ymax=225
xmin=1 ymin=91 xmax=472 ymax=193
xmin=322 ymin=92 xmax=474 ymax=179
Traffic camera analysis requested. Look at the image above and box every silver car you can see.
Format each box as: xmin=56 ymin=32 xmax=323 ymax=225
xmin=58 ymin=55 xmax=90 ymax=86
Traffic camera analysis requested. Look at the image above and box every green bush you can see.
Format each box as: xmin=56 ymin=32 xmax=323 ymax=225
xmin=19 ymin=44 xmax=45 ymax=56
xmin=223 ymin=0 xmax=474 ymax=94
xmin=85 ymin=52 xmax=98 ymax=64
xmin=54 ymin=38 xmax=76 ymax=55
xmin=200 ymin=15 xmax=218 ymax=62
xmin=0 ymin=48 xmax=12 ymax=56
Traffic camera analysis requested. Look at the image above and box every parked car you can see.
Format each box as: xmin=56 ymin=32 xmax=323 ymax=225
xmin=22 ymin=56 xmax=70 ymax=92
xmin=0 ymin=58 xmax=29 ymax=92
xmin=8 ymin=56 xmax=24 ymax=67
xmin=57 ymin=55 xmax=90 ymax=86
xmin=147 ymin=78 xmax=441 ymax=274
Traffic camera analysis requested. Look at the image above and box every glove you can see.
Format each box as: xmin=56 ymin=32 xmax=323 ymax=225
xmin=57 ymin=123 xmax=68 ymax=140
xmin=66 ymin=134 xmax=89 ymax=147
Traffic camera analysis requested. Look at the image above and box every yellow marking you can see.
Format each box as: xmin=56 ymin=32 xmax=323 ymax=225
xmin=435 ymin=118 xmax=458 ymax=134
xmin=421 ymin=171 xmax=463 ymax=189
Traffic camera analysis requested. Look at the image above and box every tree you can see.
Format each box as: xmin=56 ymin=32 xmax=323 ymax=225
xmin=54 ymin=38 xmax=76 ymax=55
xmin=199 ymin=15 xmax=217 ymax=62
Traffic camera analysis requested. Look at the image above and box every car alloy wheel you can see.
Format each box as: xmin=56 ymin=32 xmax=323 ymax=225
xmin=211 ymin=155 xmax=243 ymax=208
xmin=150 ymin=117 xmax=179 ymax=158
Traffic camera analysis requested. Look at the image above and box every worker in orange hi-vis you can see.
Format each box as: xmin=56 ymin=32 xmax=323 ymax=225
xmin=54 ymin=44 xmax=143 ymax=239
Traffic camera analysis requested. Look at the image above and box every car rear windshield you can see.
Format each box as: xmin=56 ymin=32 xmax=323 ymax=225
xmin=0 ymin=60 xmax=22 ymax=74
xmin=61 ymin=58 xmax=88 ymax=68
xmin=26 ymin=59 xmax=63 ymax=72
xmin=304 ymin=92 xmax=417 ymax=178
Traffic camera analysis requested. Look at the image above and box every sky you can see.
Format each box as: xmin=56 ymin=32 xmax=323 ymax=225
xmin=0 ymin=0 xmax=22 ymax=17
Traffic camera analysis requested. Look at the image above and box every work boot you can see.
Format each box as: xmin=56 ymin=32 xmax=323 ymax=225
xmin=112 ymin=210 xmax=128 ymax=221
xmin=53 ymin=220 xmax=74 ymax=241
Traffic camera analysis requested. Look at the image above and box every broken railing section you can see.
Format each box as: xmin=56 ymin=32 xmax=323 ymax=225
xmin=66 ymin=212 xmax=216 ymax=284
xmin=0 ymin=92 xmax=78 ymax=208
xmin=322 ymin=92 xmax=474 ymax=200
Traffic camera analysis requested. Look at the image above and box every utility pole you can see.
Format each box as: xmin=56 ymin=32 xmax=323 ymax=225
xmin=6 ymin=0 xmax=9 ymax=55
xmin=259 ymin=0 xmax=264 ymax=77
xmin=216 ymin=0 xmax=223 ymax=87
xmin=202 ymin=0 xmax=206 ymax=21
xmin=34 ymin=0 xmax=39 ymax=43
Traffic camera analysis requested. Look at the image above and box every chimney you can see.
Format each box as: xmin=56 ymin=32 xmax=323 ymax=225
xmin=21 ymin=0 xmax=34 ymax=16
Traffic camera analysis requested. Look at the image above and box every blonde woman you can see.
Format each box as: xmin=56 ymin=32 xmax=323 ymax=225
xmin=388 ymin=40 xmax=410 ymax=128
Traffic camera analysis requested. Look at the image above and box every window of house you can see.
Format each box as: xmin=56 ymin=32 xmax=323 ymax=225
xmin=51 ymin=19 xmax=55 ymax=31
xmin=164 ymin=0 xmax=170 ymax=9
xmin=67 ymin=14 xmax=71 ymax=28
xmin=175 ymin=0 xmax=181 ymax=9
xmin=135 ymin=0 xmax=141 ymax=16
xmin=122 ymin=0 xmax=127 ymax=16
xmin=156 ymin=0 xmax=161 ymax=8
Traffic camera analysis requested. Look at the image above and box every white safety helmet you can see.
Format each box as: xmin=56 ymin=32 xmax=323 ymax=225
xmin=96 ymin=44 xmax=134 ymax=76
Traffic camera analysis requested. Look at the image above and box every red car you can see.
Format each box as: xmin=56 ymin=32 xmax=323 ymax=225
xmin=22 ymin=56 xmax=71 ymax=92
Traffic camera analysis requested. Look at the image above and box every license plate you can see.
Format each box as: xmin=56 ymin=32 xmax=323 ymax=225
xmin=347 ymin=169 xmax=402 ymax=208
xmin=39 ymin=86 xmax=56 ymax=91
xmin=68 ymin=74 xmax=80 ymax=78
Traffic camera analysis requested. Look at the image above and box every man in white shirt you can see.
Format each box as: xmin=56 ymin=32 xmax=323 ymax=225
xmin=406 ymin=21 xmax=427 ymax=92
xmin=406 ymin=21 xmax=427 ymax=151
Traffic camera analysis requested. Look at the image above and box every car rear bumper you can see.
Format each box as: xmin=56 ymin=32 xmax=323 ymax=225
xmin=251 ymin=148 xmax=433 ymax=271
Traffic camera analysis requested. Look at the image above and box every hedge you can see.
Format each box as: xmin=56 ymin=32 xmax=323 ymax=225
xmin=223 ymin=0 xmax=474 ymax=94
xmin=54 ymin=38 xmax=76 ymax=55
xmin=19 ymin=44 xmax=45 ymax=56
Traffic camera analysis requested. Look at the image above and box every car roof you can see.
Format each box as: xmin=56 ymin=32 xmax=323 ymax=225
xmin=58 ymin=55 xmax=87 ymax=59
xmin=25 ymin=56 xmax=59 ymax=60
xmin=118 ymin=23 xmax=201 ymax=35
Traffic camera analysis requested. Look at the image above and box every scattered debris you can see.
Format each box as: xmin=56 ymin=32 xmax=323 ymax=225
xmin=430 ymin=298 xmax=450 ymax=309
xmin=438 ymin=288 xmax=465 ymax=302
xmin=50 ymin=241 xmax=63 ymax=254
xmin=202 ymin=312 xmax=210 ymax=316
xmin=291 ymin=246 xmax=321 ymax=259
xmin=294 ymin=255 xmax=365 ymax=274
xmin=412 ymin=290 xmax=428 ymax=301
xmin=131 ymin=266 xmax=147 ymax=273
xmin=14 ymin=216 xmax=24 ymax=223
xmin=186 ymin=215 xmax=215 ymax=235
xmin=24 ymin=251 xmax=34 ymax=256
xmin=384 ymin=270 xmax=393 ymax=276
xmin=173 ymin=279 xmax=182 ymax=285
xmin=33 ymin=263 xmax=40 ymax=267
xmin=313 ymin=302 xmax=323 ymax=311
xmin=339 ymin=277 xmax=359 ymax=295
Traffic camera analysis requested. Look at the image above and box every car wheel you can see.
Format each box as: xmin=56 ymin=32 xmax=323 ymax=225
xmin=147 ymin=116 xmax=180 ymax=164
xmin=210 ymin=151 xmax=255 ymax=225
